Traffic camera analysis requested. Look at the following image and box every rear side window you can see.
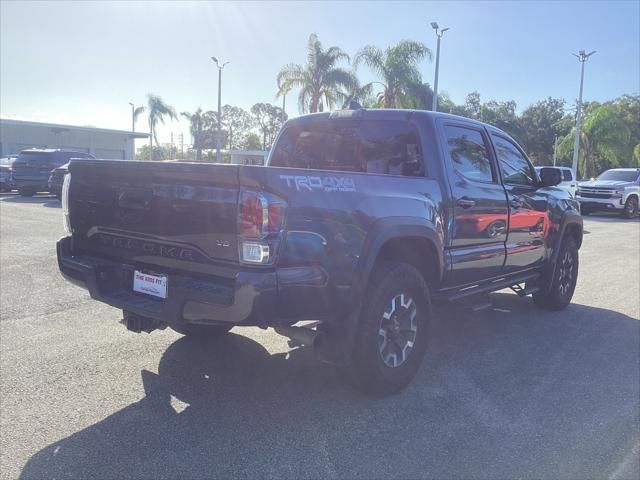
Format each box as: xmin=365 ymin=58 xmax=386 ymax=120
xmin=269 ymin=120 xmax=423 ymax=176
xmin=442 ymin=125 xmax=493 ymax=182
xmin=562 ymin=169 xmax=573 ymax=182
xmin=492 ymin=135 xmax=536 ymax=186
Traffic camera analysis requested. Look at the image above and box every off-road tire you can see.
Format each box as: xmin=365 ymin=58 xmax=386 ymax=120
xmin=533 ymin=236 xmax=579 ymax=310
xmin=170 ymin=323 xmax=233 ymax=338
xmin=349 ymin=261 xmax=431 ymax=396
xmin=622 ymin=196 xmax=638 ymax=219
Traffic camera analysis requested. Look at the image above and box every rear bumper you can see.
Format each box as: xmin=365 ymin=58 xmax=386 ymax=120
xmin=576 ymin=195 xmax=624 ymax=211
xmin=12 ymin=178 xmax=49 ymax=191
xmin=57 ymin=236 xmax=335 ymax=328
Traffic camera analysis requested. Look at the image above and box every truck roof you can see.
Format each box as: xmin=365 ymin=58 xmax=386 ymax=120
xmin=289 ymin=108 xmax=499 ymax=131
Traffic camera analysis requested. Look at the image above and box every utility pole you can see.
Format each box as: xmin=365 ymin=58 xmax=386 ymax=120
xmin=553 ymin=135 xmax=558 ymax=167
xmin=211 ymin=56 xmax=230 ymax=163
xmin=282 ymin=94 xmax=286 ymax=123
xmin=128 ymin=102 xmax=135 ymax=132
xmin=430 ymin=22 xmax=450 ymax=112
xmin=170 ymin=132 xmax=174 ymax=160
xmin=180 ymin=132 xmax=184 ymax=160
xmin=571 ymin=50 xmax=596 ymax=179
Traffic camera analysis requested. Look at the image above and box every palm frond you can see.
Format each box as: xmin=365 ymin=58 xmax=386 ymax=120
xmin=133 ymin=106 xmax=145 ymax=121
xmin=354 ymin=45 xmax=386 ymax=77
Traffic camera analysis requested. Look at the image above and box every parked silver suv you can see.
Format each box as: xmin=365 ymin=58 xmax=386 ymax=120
xmin=576 ymin=168 xmax=640 ymax=218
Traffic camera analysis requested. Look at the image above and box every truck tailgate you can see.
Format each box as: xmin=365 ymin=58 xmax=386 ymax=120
xmin=68 ymin=160 xmax=241 ymax=272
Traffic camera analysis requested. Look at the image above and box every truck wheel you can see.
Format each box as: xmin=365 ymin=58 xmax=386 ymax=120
xmin=349 ymin=262 xmax=431 ymax=396
xmin=170 ymin=324 xmax=233 ymax=338
xmin=622 ymin=196 xmax=638 ymax=219
xmin=533 ymin=236 xmax=579 ymax=310
xmin=18 ymin=188 xmax=35 ymax=197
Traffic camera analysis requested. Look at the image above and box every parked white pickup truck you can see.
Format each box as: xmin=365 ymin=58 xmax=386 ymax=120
xmin=576 ymin=168 xmax=640 ymax=218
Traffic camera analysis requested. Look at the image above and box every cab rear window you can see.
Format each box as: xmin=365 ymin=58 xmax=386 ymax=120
xmin=269 ymin=119 xmax=423 ymax=176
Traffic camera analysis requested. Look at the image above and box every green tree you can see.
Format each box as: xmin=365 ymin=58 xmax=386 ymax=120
xmin=221 ymin=105 xmax=254 ymax=150
xmin=136 ymin=144 xmax=174 ymax=161
xmin=341 ymin=75 xmax=375 ymax=108
xmin=518 ymin=97 xmax=568 ymax=165
xmin=611 ymin=94 xmax=640 ymax=166
xmin=276 ymin=33 xmax=355 ymax=113
xmin=354 ymin=40 xmax=432 ymax=108
xmin=557 ymin=104 xmax=630 ymax=178
xmin=146 ymin=94 xmax=177 ymax=160
xmin=241 ymin=132 xmax=263 ymax=151
xmin=180 ymin=108 xmax=206 ymax=161
xmin=251 ymin=103 xmax=287 ymax=150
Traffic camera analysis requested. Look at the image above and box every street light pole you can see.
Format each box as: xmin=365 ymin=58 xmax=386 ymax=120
xmin=282 ymin=94 xmax=286 ymax=123
xmin=430 ymin=22 xmax=450 ymax=112
xmin=571 ymin=50 xmax=596 ymax=179
xmin=211 ymin=56 xmax=230 ymax=163
xmin=128 ymin=102 xmax=135 ymax=132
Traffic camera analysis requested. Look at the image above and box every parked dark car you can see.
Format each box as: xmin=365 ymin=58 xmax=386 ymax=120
xmin=12 ymin=149 xmax=94 ymax=197
xmin=57 ymin=109 xmax=582 ymax=395
xmin=0 ymin=155 xmax=17 ymax=192
xmin=48 ymin=163 xmax=69 ymax=199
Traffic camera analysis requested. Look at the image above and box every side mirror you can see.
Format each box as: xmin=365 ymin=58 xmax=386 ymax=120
xmin=539 ymin=167 xmax=562 ymax=187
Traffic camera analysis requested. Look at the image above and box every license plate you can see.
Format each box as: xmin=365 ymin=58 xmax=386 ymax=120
xmin=133 ymin=270 xmax=168 ymax=299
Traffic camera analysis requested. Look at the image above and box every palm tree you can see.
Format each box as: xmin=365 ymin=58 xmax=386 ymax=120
xmin=341 ymin=75 xmax=375 ymax=108
xmin=181 ymin=108 xmax=206 ymax=161
xmin=276 ymin=33 xmax=355 ymax=113
xmin=354 ymin=40 xmax=432 ymax=108
xmin=133 ymin=106 xmax=145 ymax=131
xmin=558 ymin=104 xmax=630 ymax=178
xmin=147 ymin=94 xmax=177 ymax=160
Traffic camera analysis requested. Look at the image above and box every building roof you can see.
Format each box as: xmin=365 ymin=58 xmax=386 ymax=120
xmin=0 ymin=118 xmax=149 ymax=138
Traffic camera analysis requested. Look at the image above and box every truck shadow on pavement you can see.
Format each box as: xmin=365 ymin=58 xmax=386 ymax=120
xmin=20 ymin=293 xmax=640 ymax=479
xmin=0 ymin=193 xmax=60 ymax=208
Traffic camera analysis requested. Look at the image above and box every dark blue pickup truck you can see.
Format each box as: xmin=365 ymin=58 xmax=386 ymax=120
xmin=57 ymin=109 xmax=582 ymax=395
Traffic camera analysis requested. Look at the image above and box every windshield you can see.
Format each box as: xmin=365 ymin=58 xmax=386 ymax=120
xmin=15 ymin=152 xmax=54 ymax=167
xmin=596 ymin=170 xmax=640 ymax=182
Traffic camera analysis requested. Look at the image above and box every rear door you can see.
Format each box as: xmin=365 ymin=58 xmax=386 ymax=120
xmin=438 ymin=121 xmax=508 ymax=286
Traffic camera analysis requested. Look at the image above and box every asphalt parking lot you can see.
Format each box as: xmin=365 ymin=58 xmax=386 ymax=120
xmin=1 ymin=193 xmax=638 ymax=480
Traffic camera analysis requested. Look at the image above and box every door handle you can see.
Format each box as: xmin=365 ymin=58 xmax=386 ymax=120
xmin=457 ymin=197 xmax=476 ymax=209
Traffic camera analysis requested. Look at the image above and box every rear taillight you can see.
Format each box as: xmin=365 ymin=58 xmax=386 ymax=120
xmin=238 ymin=190 xmax=286 ymax=264
xmin=62 ymin=173 xmax=71 ymax=233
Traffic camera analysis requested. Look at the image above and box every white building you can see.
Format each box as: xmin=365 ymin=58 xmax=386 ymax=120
xmin=229 ymin=150 xmax=268 ymax=166
xmin=0 ymin=118 xmax=148 ymax=159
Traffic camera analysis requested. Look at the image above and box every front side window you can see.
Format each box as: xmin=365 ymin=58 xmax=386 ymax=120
xmin=492 ymin=135 xmax=535 ymax=186
xmin=269 ymin=120 xmax=423 ymax=176
xmin=562 ymin=169 xmax=573 ymax=182
xmin=443 ymin=125 xmax=493 ymax=182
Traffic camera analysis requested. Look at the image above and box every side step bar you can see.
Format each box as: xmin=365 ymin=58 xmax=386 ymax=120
xmin=434 ymin=271 xmax=540 ymax=303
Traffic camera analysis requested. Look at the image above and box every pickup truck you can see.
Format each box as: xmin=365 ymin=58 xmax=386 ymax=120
xmin=57 ymin=109 xmax=583 ymax=396
xmin=576 ymin=168 xmax=640 ymax=218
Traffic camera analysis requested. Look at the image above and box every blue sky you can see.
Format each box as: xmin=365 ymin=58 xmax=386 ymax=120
xmin=1 ymin=1 xmax=638 ymax=147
